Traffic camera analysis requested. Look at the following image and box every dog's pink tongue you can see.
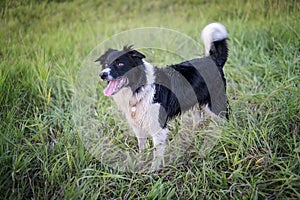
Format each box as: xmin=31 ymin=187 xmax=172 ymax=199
xmin=103 ymin=80 xmax=118 ymax=96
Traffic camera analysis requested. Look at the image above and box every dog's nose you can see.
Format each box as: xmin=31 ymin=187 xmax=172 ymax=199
xmin=100 ymin=72 xmax=108 ymax=80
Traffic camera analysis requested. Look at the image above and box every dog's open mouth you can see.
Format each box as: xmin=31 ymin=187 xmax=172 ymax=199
xmin=103 ymin=77 xmax=127 ymax=96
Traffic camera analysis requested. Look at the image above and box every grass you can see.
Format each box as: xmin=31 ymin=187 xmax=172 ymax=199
xmin=1 ymin=0 xmax=299 ymax=199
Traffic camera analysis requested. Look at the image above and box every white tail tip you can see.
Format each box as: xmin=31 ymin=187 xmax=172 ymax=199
xmin=201 ymin=22 xmax=228 ymax=56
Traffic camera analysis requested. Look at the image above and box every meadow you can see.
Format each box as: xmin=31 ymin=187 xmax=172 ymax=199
xmin=0 ymin=0 xmax=299 ymax=199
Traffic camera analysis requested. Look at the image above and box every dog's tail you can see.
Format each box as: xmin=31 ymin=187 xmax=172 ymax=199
xmin=201 ymin=22 xmax=228 ymax=68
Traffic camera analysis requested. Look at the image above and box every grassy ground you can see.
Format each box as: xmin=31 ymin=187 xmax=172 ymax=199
xmin=1 ymin=0 xmax=299 ymax=199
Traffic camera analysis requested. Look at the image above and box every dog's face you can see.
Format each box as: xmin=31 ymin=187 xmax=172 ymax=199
xmin=96 ymin=46 xmax=146 ymax=96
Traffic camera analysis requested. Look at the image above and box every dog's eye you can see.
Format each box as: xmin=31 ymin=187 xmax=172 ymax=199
xmin=117 ymin=62 xmax=124 ymax=67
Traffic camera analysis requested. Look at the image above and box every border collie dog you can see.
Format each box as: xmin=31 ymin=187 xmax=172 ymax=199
xmin=96 ymin=23 xmax=229 ymax=170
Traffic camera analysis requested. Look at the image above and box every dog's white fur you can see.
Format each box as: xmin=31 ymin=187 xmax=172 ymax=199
xmin=201 ymin=22 xmax=228 ymax=56
xmin=112 ymin=61 xmax=169 ymax=169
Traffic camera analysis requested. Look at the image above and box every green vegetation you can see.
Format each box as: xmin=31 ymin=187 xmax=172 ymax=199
xmin=1 ymin=0 xmax=299 ymax=199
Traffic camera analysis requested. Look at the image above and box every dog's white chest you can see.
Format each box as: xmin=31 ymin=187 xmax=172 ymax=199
xmin=112 ymin=86 xmax=160 ymax=132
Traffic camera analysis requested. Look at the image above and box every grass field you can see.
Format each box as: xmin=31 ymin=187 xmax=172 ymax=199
xmin=1 ymin=0 xmax=300 ymax=199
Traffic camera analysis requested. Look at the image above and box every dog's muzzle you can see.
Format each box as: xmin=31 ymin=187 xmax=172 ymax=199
xmin=99 ymin=68 xmax=112 ymax=81
xmin=99 ymin=71 xmax=108 ymax=80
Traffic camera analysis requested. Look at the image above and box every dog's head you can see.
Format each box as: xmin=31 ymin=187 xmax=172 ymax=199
xmin=96 ymin=46 xmax=146 ymax=96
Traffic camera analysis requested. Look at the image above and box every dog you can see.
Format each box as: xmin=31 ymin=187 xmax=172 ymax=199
xmin=96 ymin=22 xmax=229 ymax=170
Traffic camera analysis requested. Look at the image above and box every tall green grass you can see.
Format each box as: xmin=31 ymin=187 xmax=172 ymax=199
xmin=1 ymin=0 xmax=299 ymax=199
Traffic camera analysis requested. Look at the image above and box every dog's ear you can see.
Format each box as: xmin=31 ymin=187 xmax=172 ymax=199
xmin=95 ymin=48 xmax=115 ymax=63
xmin=128 ymin=50 xmax=146 ymax=59
xmin=123 ymin=45 xmax=146 ymax=59
xmin=95 ymin=55 xmax=104 ymax=63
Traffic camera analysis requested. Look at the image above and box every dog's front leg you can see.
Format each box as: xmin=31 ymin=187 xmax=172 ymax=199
xmin=137 ymin=137 xmax=147 ymax=153
xmin=151 ymin=128 xmax=168 ymax=170
xmin=132 ymin=127 xmax=148 ymax=153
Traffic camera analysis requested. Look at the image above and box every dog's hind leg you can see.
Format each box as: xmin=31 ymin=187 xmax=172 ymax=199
xmin=151 ymin=128 xmax=168 ymax=171
xmin=191 ymin=106 xmax=205 ymax=129
xmin=202 ymin=104 xmax=225 ymax=122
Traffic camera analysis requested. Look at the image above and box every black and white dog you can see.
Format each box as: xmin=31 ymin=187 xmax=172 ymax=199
xmin=96 ymin=23 xmax=228 ymax=170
